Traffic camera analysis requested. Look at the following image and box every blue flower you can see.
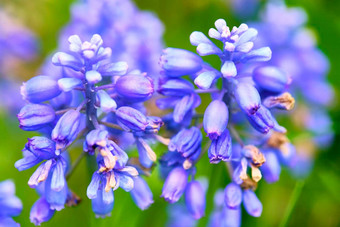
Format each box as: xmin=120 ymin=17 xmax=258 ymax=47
xmin=30 ymin=197 xmax=55 ymax=225
xmin=17 ymin=104 xmax=55 ymax=131
xmin=130 ymin=176 xmax=154 ymax=210
xmin=161 ymin=167 xmax=188 ymax=203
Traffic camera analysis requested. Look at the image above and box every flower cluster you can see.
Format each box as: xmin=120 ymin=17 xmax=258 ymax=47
xmin=250 ymin=1 xmax=334 ymax=177
xmin=16 ymin=34 xmax=165 ymax=224
xmin=58 ymin=0 xmax=164 ymax=79
xmin=0 ymin=180 xmax=23 ymax=226
xmin=158 ymin=18 xmax=296 ymax=224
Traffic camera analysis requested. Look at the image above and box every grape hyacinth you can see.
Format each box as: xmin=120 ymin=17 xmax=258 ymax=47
xmin=250 ymin=1 xmax=334 ymax=177
xmin=16 ymin=34 xmax=167 ymax=224
xmin=0 ymin=180 xmax=23 ymax=226
xmin=158 ymin=18 xmax=296 ymax=224
xmin=59 ymin=0 xmax=164 ymax=79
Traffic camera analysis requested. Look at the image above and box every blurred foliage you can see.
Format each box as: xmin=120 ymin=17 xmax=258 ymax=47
xmin=0 ymin=0 xmax=340 ymax=226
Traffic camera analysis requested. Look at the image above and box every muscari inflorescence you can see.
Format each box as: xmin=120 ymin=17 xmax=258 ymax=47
xmin=9 ymin=0 xmax=332 ymax=226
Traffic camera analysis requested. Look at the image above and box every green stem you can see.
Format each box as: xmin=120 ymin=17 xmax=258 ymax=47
xmin=279 ymin=180 xmax=305 ymax=227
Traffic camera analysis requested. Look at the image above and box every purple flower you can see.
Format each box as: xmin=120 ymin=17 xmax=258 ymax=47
xmin=17 ymin=104 xmax=55 ymax=131
xmin=208 ymin=129 xmax=232 ymax=163
xmin=160 ymin=48 xmax=203 ymax=77
xmin=51 ymin=110 xmax=81 ymax=149
xmin=115 ymin=106 xmax=148 ymax=132
xmin=224 ymin=183 xmax=242 ymax=208
xmin=185 ymin=180 xmax=206 ymax=219
xmin=21 ymin=76 xmax=61 ymax=103
xmin=242 ymin=189 xmax=262 ymax=217
xmin=234 ymin=82 xmax=261 ymax=115
xmin=115 ymin=73 xmax=154 ymax=102
xmin=130 ymin=176 xmax=154 ymax=210
xmin=30 ymin=197 xmax=55 ymax=225
xmin=161 ymin=167 xmax=188 ymax=203
xmin=203 ymin=100 xmax=229 ymax=140
xmin=253 ymin=66 xmax=291 ymax=93
xmin=168 ymin=127 xmax=202 ymax=165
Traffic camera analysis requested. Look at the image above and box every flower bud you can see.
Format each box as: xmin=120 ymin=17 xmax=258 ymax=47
xmin=158 ymin=78 xmax=194 ymax=97
xmin=18 ymin=104 xmax=55 ymax=131
xmin=58 ymin=78 xmax=82 ymax=92
xmin=130 ymin=177 xmax=154 ymax=210
xmin=169 ymin=127 xmax=202 ymax=161
xmin=52 ymin=52 xmax=83 ymax=71
xmin=203 ymin=100 xmax=229 ymax=140
xmin=115 ymin=106 xmax=148 ymax=132
xmin=86 ymin=70 xmax=102 ymax=84
xmin=221 ymin=205 xmax=241 ymax=227
xmin=161 ymin=167 xmax=188 ymax=203
xmin=52 ymin=110 xmax=81 ymax=149
xmin=261 ymin=150 xmax=281 ymax=183
xmin=208 ymin=129 xmax=232 ymax=163
xmin=224 ymin=183 xmax=242 ymax=209
xmin=234 ymin=82 xmax=261 ymax=115
xmin=25 ymin=137 xmax=56 ymax=160
xmin=30 ymin=197 xmax=55 ymax=225
xmin=96 ymin=90 xmax=117 ymax=112
xmin=21 ymin=76 xmax=61 ymax=103
xmin=253 ymin=66 xmax=291 ymax=93
xmin=242 ymin=190 xmax=262 ymax=217
xmin=160 ymin=48 xmax=203 ymax=77
xmin=246 ymin=105 xmax=274 ymax=134
xmin=185 ymin=181 xmax=206 ymax=219
xmin=115 ymin=74 xmax=154 ymax=102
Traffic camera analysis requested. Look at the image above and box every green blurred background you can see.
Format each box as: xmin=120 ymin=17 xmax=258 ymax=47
xmin=1 ymin=0 xmax=340 ymax=226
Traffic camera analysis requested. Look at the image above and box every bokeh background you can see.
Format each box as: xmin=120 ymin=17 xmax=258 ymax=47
xmin=0 ymin=0 xmax=340 ymax=226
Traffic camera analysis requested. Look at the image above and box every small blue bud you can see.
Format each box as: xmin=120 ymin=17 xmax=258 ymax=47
xmin=86 ymin=70 xmax=102 ymax=84
xmin=253 ymin=66 xmax=291 ymax=93
xmin=160 ymin=48 xmax=203 ymax=77
xmin=234 ymin=82 xmax=261 ymax=115
xmin=158 ymin=78 xmax=194 ymax=97
xmin=96 ymin=90 xmax=117 ymax=112
xmin=52 ymin=52 xmax=83 ymax=71
xmin=224 ymin=183 xmax=242 ymax=208
xmin=21 ymin=76 xmax=61 ymax=103
xmin=115 ymin=74 xmax=154 ymax=102
xmin=25 ymin=137 xmax=56 ymax=160
xmin=130 ymin=177 xmax=154 ymax=210
xmin=115 ymin=106 xmax=148 ymax=132
xmin=30 ymin=197 xmax=55 ymax=226
xmin=97 ymin=61 xmax=128 ymax=76
xmin=58 ymin=78 xmax=82 ymax=92
xmin=241 ymin=47 xmax=272 ymax=63
xmin=17 ymin=104 xmax=55 ymax=131
xmin=221 ymin=61 xmax=237 ymax=78
xmin=203 ymin=100 xmax=229 ymax=140
xmin=194 ymin=70 xmax=220 ymax=89
xmin=208 ymin=129 xmax=232 ymax=163
xmin=242 ymin=190 xmax=262 ymax=217
xmin=185 ymin=181 xmax=206 ymax=219
xmin=190 ymin=31 xmax=222 ymax=56
xmin=161 ymin=167 xmax=188 ymax=203
xmin=51 ymin=110 xmax=81 ymax=149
